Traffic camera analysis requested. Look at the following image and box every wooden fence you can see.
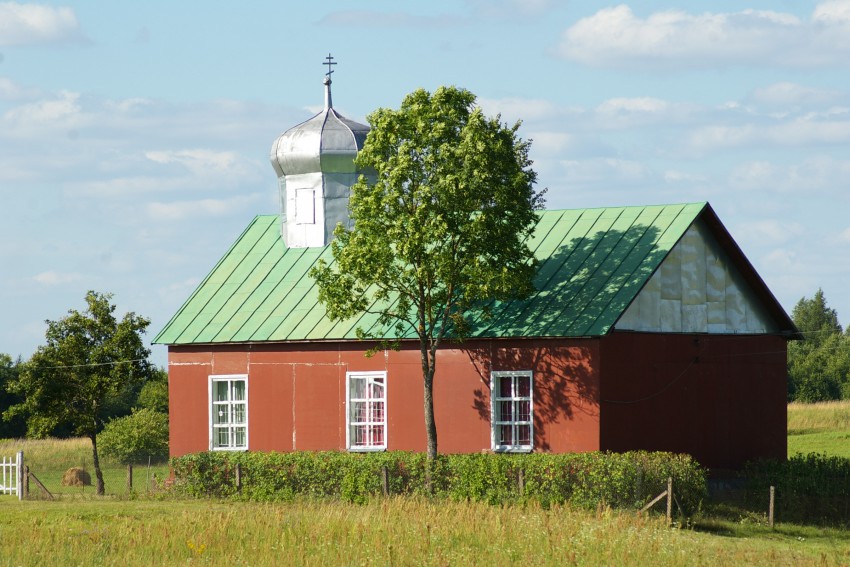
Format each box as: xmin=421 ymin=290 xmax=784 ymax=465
xmin=0 ymin=451 xmax=23 ymax=500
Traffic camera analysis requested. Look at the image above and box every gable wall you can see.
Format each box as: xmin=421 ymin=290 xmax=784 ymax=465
xmin=615 ymin=219 xmax=778 ymax=334
xmin=599 ymin=332 xmax=787 ymax=469
xmin=167 ymin=339 xmax=602 ymax=457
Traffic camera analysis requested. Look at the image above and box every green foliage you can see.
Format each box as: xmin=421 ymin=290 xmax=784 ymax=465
xmin=137 ymin=367 xmax=169 ymax=413
xmin=3 ymin=291 xmax=153 ymax=494
xmin=787 ymin=289 xmax=850 ymax=402
xmin=310 ymin=86 xmax=544 ymax=458
xmin=744 ymin=453 xmax=850 ymax=526
xmin=171 ymin=450 xmax=707 ymax=511
xmin=97 ymin=408 xmax=169 ymax=464
xmin=0 ymin=353 xmax=26 ymax=438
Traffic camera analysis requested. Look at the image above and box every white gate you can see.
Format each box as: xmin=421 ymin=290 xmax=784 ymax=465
xmin=0 ymin=451 xmax=23 ymax=500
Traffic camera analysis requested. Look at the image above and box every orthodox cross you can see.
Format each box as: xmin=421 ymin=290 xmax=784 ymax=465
xmin=323 ymin=53 xmax=337 ymax=78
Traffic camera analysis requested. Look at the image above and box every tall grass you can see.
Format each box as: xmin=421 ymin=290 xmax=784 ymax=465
xmin=1 ymin=498 xmax=848 ymax=566
xmin=0 ymin=437 xmax=168 ymax=497
xmin=787 ymin=401 xmax=850 ymax=458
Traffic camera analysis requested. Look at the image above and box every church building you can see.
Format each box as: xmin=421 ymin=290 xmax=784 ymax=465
xmin=155 ymin=61 xmax=797 ymax=470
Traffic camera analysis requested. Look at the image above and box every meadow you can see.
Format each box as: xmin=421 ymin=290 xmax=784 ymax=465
xmin=787 ymin=400 xmax=850 ymax=458
xmin=0 ymin=401 xmax=848 ymax=566
xmin=0 ymin=437 xmax=169 ymax=497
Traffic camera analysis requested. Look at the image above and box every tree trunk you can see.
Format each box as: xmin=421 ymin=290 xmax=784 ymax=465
xmin=423 ymin=370 xmax=437 ymax=461
xmin=90 ymin=434 xmax=105 ymax=496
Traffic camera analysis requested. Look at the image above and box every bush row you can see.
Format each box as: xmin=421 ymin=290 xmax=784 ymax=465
xmin=171 ymin=450 xmax=707 ymax=510
xmin=743 ymin=453 xmax=850 ymax=525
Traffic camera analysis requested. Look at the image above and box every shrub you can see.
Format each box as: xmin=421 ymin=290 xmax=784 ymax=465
xmin=98 ymin=408 xmax=169 ymax=464
xmin=170 ymin=450 xmax=706 ymax=511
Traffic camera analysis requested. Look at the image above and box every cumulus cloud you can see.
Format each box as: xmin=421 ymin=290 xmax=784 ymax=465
xmin=0 ymin=2 xmax=86 ymax=46
xmin=556 ymin=2 xmax=850 ymax=70
xmin=32 ymin=270 xmax=83 ymax=285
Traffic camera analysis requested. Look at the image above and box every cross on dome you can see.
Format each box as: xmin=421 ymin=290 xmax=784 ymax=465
xmin=323 ymin=53 xmax=336 ymax=79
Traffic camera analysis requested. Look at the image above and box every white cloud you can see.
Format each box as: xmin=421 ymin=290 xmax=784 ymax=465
xmin=840 ymin=227 xmax=850 ymax=243
xmin=688 ymin=111 xmax=850 ymax=152
xmin=477 ymin=97 xmax=563 ymax=122
xmin=146 ymin=194 xmax=264 ymax=222
xmin=729 ymin=157 xmax=850 ymax=193
xmin=4 ymin=90 xmax=81 ymax=124
xmin=556 ymin=2 xmax=850 ymax=70
xmin=145 ymin=149 xmax=246 ymax=176
xmin=734 ymin=219 xmax=804 ymax=246
xmin=749 ymin=83 xmax=844 ymax=108
xmin=32 ymin=270 xmax=83 ymax=285
xmin=0 ymin=77 xmax=41 ymax=101
xmin=761 ymin=248 xmax=798 ymax=271
xmin=0 ymin=2 xmax=85 ymax=46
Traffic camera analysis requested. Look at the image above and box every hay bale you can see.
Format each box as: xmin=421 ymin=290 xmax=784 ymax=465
xmin=61 ymin=467 xmax=92 ymax=487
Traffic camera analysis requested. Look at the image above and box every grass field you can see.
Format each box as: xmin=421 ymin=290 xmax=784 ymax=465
xmin=0 ymin=498 xmax=848 ymax=566
xmin=0 ymin=402 xmax=848 ymax=565
xmin=0 ymin=437 xmax=169 ymax=497
xmin=787 ymin=400 xmax=850 ymax=458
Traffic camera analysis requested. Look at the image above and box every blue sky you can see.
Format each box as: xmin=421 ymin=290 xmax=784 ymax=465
xmin=2 ymin=1 xmax=849 ymax=367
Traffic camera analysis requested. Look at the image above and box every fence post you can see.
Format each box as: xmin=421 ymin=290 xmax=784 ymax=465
xmin=17 ymin=451 xmax=24 ymax=501
xmin=518 ymin=468 xmax=525 ymax=497
xmin=381 ymin=466 xmax=389 ymax=496
xmin=127 ymin=464 xmax=133 ymax=492
xmin=769 ymin=486 xmax=775 ymax=529
xmin=235 ymin=463 xmax=242 ymax=493
xmin=23 ymin=466 xmax=29 ymax=499
xmin=666 ymin=477 xmax=673 ymax=526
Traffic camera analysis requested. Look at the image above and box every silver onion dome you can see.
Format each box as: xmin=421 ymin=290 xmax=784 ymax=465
xmin=269 ymin=58 xmax=370 ymax=248
xmin=270 ymin=77 xmax=370 ymax=177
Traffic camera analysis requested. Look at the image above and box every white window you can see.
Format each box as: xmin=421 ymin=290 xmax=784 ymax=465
xmin=295 ymin=188 xmax=315 ymax=224
xmin=346 ymin=371 xmax=386 ymax=451
xmin=209 ymin=375 xmax=248 ymax=450
xmin=491 ymin=370 xmax=533 ymax=452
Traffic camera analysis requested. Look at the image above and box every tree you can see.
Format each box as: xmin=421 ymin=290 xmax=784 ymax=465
xmin=311 ymin=86 xmax=544 ymax=461
xmin=98 ymin=408 xmax=169 ymax=464
xmin=0 ymin=354 xmax=27 ymax=438
xmin=787 ymin=289 xmax=850 ymax=402
xmin=137 ymin=367 xmax=169 ymax=413
xmin=4 ymin=291 xmax=152 ymax=495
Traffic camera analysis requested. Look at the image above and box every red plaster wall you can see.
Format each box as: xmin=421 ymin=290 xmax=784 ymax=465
xmin=599 ymin=332 xmax=788 ymax=470
xmin=167 ymin=339 xmax=601 ymax=457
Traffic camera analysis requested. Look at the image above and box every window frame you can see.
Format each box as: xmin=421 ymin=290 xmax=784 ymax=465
xmin=346 ymin=371 xmax=387 ymax=452
xmin=490 ymin=370 xmax=534 ymax=453
xmin=208 ymin=374 xmax=249 ymax=451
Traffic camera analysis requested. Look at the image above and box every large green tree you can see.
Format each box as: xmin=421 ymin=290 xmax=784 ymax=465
xmin=787 ymin=289 xmax=850 ymax=402
xmin=311 ymin=86 xmax=544 ymax=460
xmin=4 ymin=291 xmax=152 ymax=494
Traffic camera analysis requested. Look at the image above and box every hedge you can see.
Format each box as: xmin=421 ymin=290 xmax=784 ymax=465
xmin=743 ymin=453 xmax=850 ymax=525
xmin=171 ymin=450 xmax=707 ymax=511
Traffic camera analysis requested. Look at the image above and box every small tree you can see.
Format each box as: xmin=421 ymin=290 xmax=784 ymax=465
xmin=98 ymin=408 xmax=169 ymax=464
xmin=311 ymin=86 xmax=543 ymax=461
xmin=5 ymin=291 xmax=152 ymax=495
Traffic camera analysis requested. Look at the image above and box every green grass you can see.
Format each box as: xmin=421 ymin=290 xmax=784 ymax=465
xmin=788 ymin=400 xmax=850 ymax=458
xmin=0 ymin=437 xmax=169 ymax=498
xmin=0 ymin=498 xmax=848 ymax=566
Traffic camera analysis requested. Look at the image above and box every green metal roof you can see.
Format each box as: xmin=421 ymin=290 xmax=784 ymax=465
xmin=155 ymin=203 xmax=710 ymax=345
